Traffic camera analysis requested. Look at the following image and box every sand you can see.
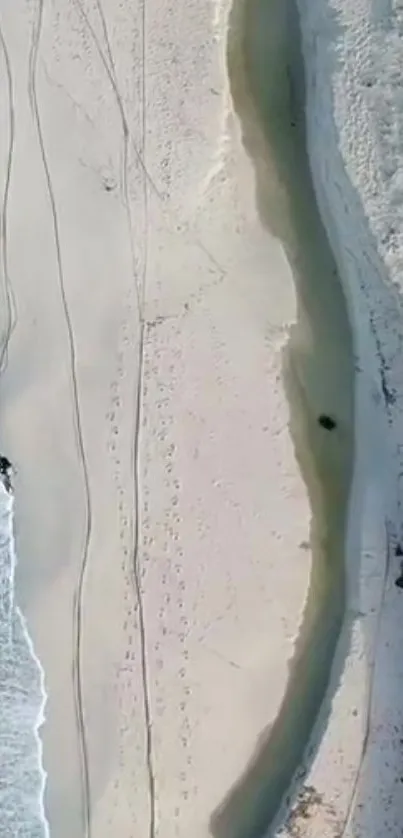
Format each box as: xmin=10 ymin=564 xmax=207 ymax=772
xmin=276 ymin=2 xmax=403 ymax=836
xmin=0 ymin=1 xmax=357 ymax=837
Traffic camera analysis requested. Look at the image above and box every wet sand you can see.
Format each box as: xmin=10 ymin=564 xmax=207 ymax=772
xmin=0 ymin=0 xmax=353 ymax=836
xmin=210 ymin=1 xmax=354 ymax=835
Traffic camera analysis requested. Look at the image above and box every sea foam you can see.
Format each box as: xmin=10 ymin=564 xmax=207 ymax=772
xmin=0 ymin=484 xmax=49 ymax=837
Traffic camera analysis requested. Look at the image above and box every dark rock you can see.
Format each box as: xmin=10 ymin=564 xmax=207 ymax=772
xmin=0 ymin=456 xmax=13 ymax=493
xmin=318 ymin=414 xmax=337 ymax=431
xmin=396 ymin=543 xmax=403 ymax=557
xmin=0 ymin=456 xmax=11 ymax=474
xmin=395 ymin=575 xmax=403 ymax=589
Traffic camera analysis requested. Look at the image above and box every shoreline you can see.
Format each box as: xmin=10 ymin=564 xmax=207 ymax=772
xmin=211 ymin=0 xmax=355 ymax=835
xmin=3 ymin=0 xmax=397 ymax=836
xmin=0 ymin=483 xmax=49 ymax=837
xmin=274 ymin=1 xmax=403 ymax=835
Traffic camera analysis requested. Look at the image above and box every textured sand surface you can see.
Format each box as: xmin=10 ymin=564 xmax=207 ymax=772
xmin=0 ymin=1 xmax=314 ymax=836
xmin=282 ymin=2 xmax=403 ymax=836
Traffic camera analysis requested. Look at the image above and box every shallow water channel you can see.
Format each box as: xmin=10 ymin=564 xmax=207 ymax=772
xmin=210 ymin=1 xmax=354 ymax=836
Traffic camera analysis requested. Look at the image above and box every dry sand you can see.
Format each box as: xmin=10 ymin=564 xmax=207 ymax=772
xmin=0 ymin=0 xmax=355 ymax=837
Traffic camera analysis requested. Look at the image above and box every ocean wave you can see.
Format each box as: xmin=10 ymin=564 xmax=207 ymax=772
xmin=0 ymin=485 xmax=49 ymax=837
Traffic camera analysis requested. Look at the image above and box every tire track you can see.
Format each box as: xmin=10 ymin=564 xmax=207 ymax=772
xmin=0 ymin=19 xmax=17 ymax=375
xmin=131 ymin=3 xmax=157 ymax=833
xmin=28 ymin=3 xmax=93 ymax=836
xmin=131 ymin=322 xmax=157 ymax=838
xmin=72 ymin=2 xmax=155 ymax=834
xmin=92 ymin=0 xmax=148 ymax=313
xmin=74 ymin=0 xmax=141 ymax=314
xmin=73 ymin=0 xmax=162 ymax=222
xmin=74 ymin=0 xmax=225 ymax=304
xmin=339 ymin=518 xmax=392 ymax=838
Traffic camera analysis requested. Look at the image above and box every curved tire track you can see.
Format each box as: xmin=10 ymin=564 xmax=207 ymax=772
xmin=72 ymin=2 xmax=155 ymax=835
xmin=339 ymin=519 xmax=392 ymax=838
xmin=29 ymin=3 xmax=93 ymax=836
xmin=0 ymin=19 xmax=18 ymax=375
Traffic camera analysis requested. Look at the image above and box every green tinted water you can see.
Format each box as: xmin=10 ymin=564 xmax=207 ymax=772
xmin=210 ymin=1 xmax=354 ymax=836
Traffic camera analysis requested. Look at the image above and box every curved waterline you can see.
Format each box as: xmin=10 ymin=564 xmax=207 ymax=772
xmin=210 ymin=1 xmax=354 ymax=837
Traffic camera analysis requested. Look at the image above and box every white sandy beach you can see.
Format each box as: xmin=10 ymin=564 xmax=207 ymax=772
xmin=2 ymin=0 xmax=402 ymax=836
xmin=0 ymin=1 xmax=315 ymax=836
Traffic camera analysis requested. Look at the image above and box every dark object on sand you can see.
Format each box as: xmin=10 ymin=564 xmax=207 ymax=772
xmin=396 ymin=543 xmax=403 ymax=557
xmin=395 ymin=575 xmax=403 ymax=589
xmin=0 ymin=455 xmax=13 ymax=493
xmin=0 ymin=456 xmax=11 ymax=474
xmin=318 ymin=414 xmax=337 ymax=431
